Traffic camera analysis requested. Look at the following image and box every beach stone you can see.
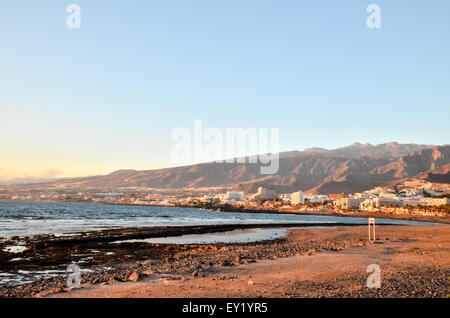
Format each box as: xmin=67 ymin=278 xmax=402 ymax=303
xmin=127 ymin=271 xmax=141 ymax=282
xmin=142 ymin=269 xmax=153 ymax=276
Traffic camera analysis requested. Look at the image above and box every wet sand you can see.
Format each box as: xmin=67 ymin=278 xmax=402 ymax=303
xmin=44 ymin=225 xmax=450 ymax=298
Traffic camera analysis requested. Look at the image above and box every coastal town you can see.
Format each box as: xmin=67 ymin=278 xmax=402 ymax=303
xmin=2 ymin=179 xmax=449 ymax=218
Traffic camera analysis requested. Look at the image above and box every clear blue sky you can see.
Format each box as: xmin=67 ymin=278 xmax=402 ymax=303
xmin=0 ymin=1 xmax=449 ymax=180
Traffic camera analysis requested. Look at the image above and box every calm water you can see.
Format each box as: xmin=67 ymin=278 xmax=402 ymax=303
xmin=112 ymin=228 xmax=291 ymax=245
xmin=0 ymin=200 xmax=434 ymax=237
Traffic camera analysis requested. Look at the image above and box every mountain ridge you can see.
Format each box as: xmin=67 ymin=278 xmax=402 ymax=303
xmin=6 ymin=142 xmax=450 ymax=194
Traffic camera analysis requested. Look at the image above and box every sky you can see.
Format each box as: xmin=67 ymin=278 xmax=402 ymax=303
xmin=0 ymin=0 xmax=449 ymax=181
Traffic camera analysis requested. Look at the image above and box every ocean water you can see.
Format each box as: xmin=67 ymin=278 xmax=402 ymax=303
xmin=0 ymin=200 xmax=434 ymax=237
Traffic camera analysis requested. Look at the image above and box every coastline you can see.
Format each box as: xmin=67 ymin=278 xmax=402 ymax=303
xmin=48 ymin=224 xmax=449 ymax=298
xmin=123 ymin=201 xmax=450 ymax=225
xmin=1 ymin=222 xmax=448 ymax=298
xmin=3 ymin=199 xmax=449 ymax=225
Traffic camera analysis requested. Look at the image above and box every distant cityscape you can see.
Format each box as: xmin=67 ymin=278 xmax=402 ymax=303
xmin=1 ymin=179 xmax=449 ymax=217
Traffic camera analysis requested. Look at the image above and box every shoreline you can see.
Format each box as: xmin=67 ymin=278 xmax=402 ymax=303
xmin=47 ymin=224 xmax=449 ymax=298
xmin=1 ymin=222 xmax=448 ymax=298
xmin=0 ymin=221 xmax=409 ymax=271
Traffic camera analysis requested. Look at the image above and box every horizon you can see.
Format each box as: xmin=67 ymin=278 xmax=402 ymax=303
xmin=1 ymin=1 xmax=449 ymax=182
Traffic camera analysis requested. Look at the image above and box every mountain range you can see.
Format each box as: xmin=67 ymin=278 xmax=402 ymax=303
xmin=8 ymin=142 xmax=450 ymax=195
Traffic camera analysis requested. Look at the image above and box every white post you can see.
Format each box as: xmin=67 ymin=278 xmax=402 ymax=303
xmin=368 ymin=218 xmax=376 ymax=243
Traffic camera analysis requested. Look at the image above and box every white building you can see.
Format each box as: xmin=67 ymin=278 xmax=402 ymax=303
xmin=291 ymin=191 xmax=305 ymax=205
xmin=403 ymin=188 xmax=423 ymax=197
xmin=378 ymin=192 xmax=399 ymax=200
xmin=420 ymin=197 xmax=449 ymax=207
xmin=403 ymin=197 xmax=422 ymax=207
xmin=335 ymin=197 xmax=364 ymax=210
xmin=360 ymin=197 xmax=403 ymax=211
xmin=350 ymin=192 xmax=372 ymax=200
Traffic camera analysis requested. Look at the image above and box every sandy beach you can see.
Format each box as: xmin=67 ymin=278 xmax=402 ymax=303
xmin=39 ymin=224 xmax=449 ymax=298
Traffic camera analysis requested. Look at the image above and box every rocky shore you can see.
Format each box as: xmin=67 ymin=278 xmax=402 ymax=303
xmin=50 ymin=225 xmax=449 ymax=299
xmin=0 ymin=223 xmax=366 ymax=297
xmin=1 ymin=224 xmax=449 ymax=298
